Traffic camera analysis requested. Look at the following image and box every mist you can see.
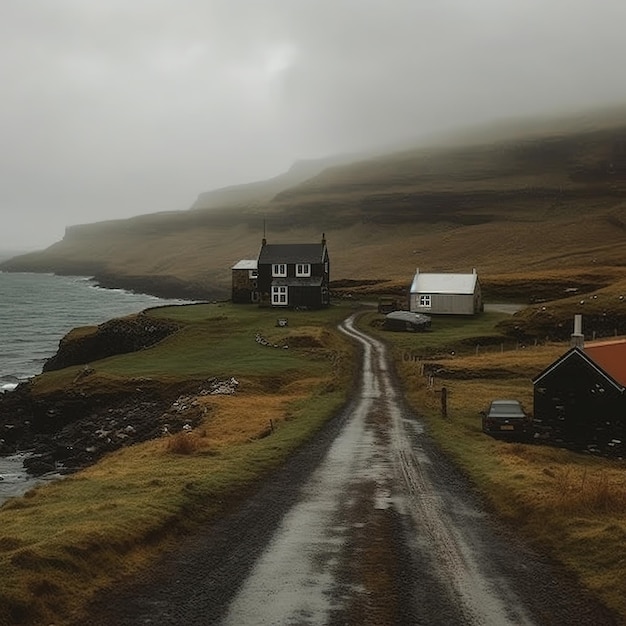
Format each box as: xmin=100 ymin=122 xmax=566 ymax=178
xmin=1 ymin=0 xmax=626 ymax=250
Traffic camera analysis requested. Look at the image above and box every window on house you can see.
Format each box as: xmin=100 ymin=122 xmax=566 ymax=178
xmin=419 ymin=294 xmax=431 ymax=308
xmin=272 ymin=286 xmax=288 ymax=305
xmin=296 ymin=263 xmax=311 ymax=277
xmin=272 ymin=264 xmax=287 ymax=277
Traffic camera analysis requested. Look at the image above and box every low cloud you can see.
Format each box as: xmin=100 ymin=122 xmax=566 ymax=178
xmin=1 ymin=0 xmax=625 ymax=249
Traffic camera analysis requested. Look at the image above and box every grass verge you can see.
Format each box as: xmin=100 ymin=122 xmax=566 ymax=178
xmin=0 ymin=302 xmax=354 ymax=625
xmin=362 ymin=309 xmax=626 ymax=620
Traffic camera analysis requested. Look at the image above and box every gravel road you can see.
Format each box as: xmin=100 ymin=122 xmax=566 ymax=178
xmin=83 ymin=315 xmax=619 ymax=626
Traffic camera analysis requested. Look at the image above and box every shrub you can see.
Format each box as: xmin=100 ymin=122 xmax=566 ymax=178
xmin=165 ymin=432 xmax=200 ymax=455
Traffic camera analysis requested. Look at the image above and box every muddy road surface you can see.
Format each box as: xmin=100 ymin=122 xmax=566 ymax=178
xmin=85 ymin=315 xmax=617 ymax=625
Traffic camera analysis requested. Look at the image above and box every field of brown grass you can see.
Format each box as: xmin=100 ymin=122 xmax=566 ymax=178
xmin=386 ymin=331 xmax=626 ymax=619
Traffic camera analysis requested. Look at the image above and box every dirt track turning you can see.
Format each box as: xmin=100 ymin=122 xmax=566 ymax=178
xmin=86 ymin=314 xmax=618 ymax=626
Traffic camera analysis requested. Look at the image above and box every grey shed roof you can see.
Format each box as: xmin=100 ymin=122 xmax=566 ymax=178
xmin=410 ymin=271 xmax=478 ymax=295
xmin=386 ymin=311 xmax=431 ymax=324
xmin=258 ymin=243 xmax=326 ymax=264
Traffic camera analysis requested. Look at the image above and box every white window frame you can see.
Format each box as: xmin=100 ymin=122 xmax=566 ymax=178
xmin=419 ymin=294 xmax=431 ymax=308
xmin=272 ymin=286 xmax=288 ymax=306
xmin=272 ymin=263 xmax=287 ymax=277
xmin=295 ymin=263 xmax=311 ymax=277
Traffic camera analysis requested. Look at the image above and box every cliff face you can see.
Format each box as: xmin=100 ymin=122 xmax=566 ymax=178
xmin=0 ymin=312 xmax=196 ymax=475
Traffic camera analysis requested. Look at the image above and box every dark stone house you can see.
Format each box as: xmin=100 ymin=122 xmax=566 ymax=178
xmin=532 ymin=337 xmax=626 ymax=454
xmin=232 ymin=234 xmax=330 ymax=309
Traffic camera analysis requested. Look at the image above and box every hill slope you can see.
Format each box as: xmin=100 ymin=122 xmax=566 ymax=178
xmin=3 ymin=109 xmax=626 ymax=301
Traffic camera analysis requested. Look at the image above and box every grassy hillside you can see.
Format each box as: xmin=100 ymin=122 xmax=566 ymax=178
xmin=3 ymin=108 xmax=626 ymax=305
xmin=0 ymin=302 xmax=354 ymax=624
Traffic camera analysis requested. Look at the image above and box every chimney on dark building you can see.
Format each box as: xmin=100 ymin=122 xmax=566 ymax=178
xmin=570 ymin=314 xmax=584 ymax=348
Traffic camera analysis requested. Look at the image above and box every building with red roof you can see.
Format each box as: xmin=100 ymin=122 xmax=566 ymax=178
xmin=532 ymin=335 xmax=626 ymax=454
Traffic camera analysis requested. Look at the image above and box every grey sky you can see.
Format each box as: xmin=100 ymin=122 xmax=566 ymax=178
xmin=1 ymin=0 xmax=626 ymax=250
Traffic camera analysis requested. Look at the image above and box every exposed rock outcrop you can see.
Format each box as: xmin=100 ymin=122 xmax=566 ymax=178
xmin=43 ymin=313 xmax=180 ymax=372
xmin=0 ymin=377 xmax=240 ymax=475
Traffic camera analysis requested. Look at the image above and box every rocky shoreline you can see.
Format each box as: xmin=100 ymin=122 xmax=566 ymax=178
xmin=0 ymin=376 xmax=241 ymax=476
xmin=0 ymin=308 xmax=237 ymax=476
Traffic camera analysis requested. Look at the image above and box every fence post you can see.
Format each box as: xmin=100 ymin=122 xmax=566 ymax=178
xmin=441 ymin=386 xmax=448 ymax=418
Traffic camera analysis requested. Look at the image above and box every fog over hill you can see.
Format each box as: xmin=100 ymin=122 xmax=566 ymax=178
xmin=4 ymin=2 xmax=626 ymax=251
xmin=2 ymin=109 xmax=626 ymax=302
xmin=190 ymin=154 xmax=361 ymax=211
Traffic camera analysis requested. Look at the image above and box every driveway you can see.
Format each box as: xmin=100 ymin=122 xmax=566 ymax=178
xmin=85 ymin=314 xmax=617 ymax=625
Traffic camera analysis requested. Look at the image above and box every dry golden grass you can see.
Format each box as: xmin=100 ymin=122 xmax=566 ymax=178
xmin=549 ymin=467 xmax=626 ymax=515
xmin=163 ymin=387 xmax=317 ymax=454
xmin=396 ymin=340 xmax=626 ymax=618
xmin=189 ymin=389 xmax=318 ymax=449
xmin=0 ymin=303 xmax=352 ymax=625
xmin=0 ymin=382 xmax=345 ymax=625
xmin=165 ymin=431 xmax=202 ymax=455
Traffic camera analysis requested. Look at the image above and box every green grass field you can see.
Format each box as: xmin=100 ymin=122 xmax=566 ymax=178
xmin=4 ymin=301 xmax=626 ymax=622
xmin=0 ymin=302 xmax=354 ymax=625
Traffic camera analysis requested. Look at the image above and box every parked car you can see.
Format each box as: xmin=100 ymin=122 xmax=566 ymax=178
xmin=481 ymin=399 xmax=531 ymax=440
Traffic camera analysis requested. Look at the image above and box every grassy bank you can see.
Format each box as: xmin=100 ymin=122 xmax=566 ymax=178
xmin=0 ymin=302 xmax=354 ymax=625
xmin=361 ymin=310 xmax=626 ymax=620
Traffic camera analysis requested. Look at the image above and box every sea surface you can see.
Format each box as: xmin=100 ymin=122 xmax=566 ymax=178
xmin=0 ymin=271 xmax=189 ymax=390
xmin=0 ymin=271 xmax=190 ymax=504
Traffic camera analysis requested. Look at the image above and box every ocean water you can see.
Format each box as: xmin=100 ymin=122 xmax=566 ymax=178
xmin=0 ymin=271 xmax=190 ymax=503
xmin=0 ymin=271 xmax=189 ymax=390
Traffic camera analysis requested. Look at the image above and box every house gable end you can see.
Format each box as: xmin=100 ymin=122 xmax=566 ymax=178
xmin=533 ymin=347 xmax=624 ymax=392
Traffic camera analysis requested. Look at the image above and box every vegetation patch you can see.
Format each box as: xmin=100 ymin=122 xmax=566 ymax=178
xmin=370 ymin=309 xmax=626 ymax=619
xmin=0 ymin=302 xmax=354 ymax=625
xmin=497 ymin=276 xmax=626 ymax=341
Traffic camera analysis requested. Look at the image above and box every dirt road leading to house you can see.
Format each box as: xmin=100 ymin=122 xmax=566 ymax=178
xmin=85 ymin=315 xmax=618 ymax=626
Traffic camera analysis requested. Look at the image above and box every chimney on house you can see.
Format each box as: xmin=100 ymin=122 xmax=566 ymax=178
xmin=570 ymin=314 xmax=584 ymax=348
xmin=321 ymin=232 xmax=326 ymax=246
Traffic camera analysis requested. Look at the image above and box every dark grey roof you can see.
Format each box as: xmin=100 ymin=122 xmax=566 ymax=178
xmin=258 ymin=243 xmax=326 ymax=264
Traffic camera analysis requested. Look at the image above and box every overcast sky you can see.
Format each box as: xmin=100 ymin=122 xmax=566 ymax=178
xmin=1 ymin=0 xmax=626 ymax=250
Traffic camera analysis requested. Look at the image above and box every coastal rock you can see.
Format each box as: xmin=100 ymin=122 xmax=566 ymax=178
xmin=43 ymin=314 xmax=180 ymax=372
xmin=0 ymin=377 xmax=239 ymax=475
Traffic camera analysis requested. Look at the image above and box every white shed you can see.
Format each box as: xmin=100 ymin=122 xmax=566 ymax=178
xmin=409 ymin=268 xmax=482 ymax=315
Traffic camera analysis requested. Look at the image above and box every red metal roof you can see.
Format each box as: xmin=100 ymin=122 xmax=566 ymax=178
xmin=584 ymin=339 xmax=626 ymax=386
